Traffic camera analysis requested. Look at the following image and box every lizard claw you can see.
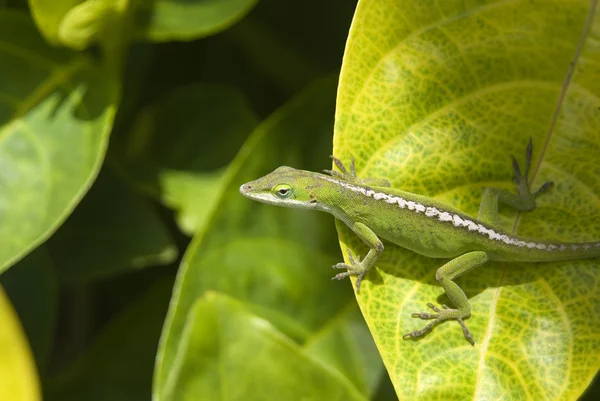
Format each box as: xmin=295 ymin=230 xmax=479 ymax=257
xmin=332 ymin=263 xmax=348 ymax=270
xmin=403 ymin=303 xmax=475 ymax=345
xmin=410 ymin=312 xmax=438 ymax=319
xmin=346 ymin=248 xmax=361 ymax=264
xmin=330 ymin=266 xmax=368 ymax=292
xmin=410 ymin=303 xmax=441 ymax=319
xmin=325 ymin=157 xmax=391 ymax=188
xmin=329 ymin=155 xmax=357 ymax=177
xmin=331 ymin=248 xmax=368 ymax=293
xmin=534 ymin=180 xmax=553 ymax=195
xmin=332 ymin=271 xmax=351 ymax=280
xmin=509 ymin=138 xmax=553 ymax=209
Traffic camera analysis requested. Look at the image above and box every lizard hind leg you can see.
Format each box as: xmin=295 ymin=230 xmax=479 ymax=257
xmin=402 ymin=251 xmax=489 ymax=345
xmin=512 ymin=137 xmax=553 ymax=204
xmin=478 ymin=138 xmax=553 ymax=225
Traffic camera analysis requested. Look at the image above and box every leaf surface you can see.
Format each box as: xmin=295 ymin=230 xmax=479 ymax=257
xmin=334 ymin=1 xmax=600 ymax=399
xmin=0 ymin=10 xmax=117 ymax=273
xmin=165 ymin=292 xmax=369 ymax=401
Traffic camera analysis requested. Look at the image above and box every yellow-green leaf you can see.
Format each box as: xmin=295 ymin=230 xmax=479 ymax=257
xmin=28 ymin=0 xmax=82 ymax=45
xmin=29 ymin=0 xmax=126 ymax=50
xmin=0 ymin=11 xmax=117 ymax=273
xmin=58 ymin=0 xmax=122 ymax=51
xmin=0 ymin=286 xmax=40 ymax=401
xmin=335 ymin=0 xmax=600 ymax=399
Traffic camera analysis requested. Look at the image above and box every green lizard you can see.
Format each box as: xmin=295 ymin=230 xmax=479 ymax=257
xmin=239 ymin=139 xmax=600 ymax=344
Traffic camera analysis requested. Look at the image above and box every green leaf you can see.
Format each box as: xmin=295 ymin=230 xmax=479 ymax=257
xmin=0 ymin=285 xmax=41 ymax=401
xmin=154 ymin=78 xmax=384 ymax=400
xmin=334 ymin=1 xmax=600 ymax=399
xmin=0 ymin=10 xmax=117 ymax=273
xmin=163 ymin=291 xmax=368 ymax=401
xmin=158 ymin=167 xmax=229 ymax=235
xmin=136 ymin=0 xmax=258 ymax=42
xmin=0 ymin=247 xmax=57 ymax=369
xmin=117 ymin=83 xmax=259 ymax=235
xmin=303 ymin=304 xmax=384 ymax=397
xmin=45 ymin=279 xmax=173 ymax=401
xmin=47 ymin=168 xmax=177 ymax=286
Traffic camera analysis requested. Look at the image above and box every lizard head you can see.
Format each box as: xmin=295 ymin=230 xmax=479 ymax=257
xmin=239 ymin=166 xmax=319 ymax=210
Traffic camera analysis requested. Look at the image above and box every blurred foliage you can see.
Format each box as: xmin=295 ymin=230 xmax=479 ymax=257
xmin=0 ymin=0 xmax=598 ymax=400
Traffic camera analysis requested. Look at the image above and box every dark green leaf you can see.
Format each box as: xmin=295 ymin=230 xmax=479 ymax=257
xmin=117 ymin=83 xmax=259 ymax=235
xmin=47 ymin=168 xmax=177 ymax=286
xmin=136 ymin=0 xmax=259 ymax=42
xmin=1 ymin=247 xmax=56 ymax=369
xmin=45 ymin=279 xmax=173 ymax=401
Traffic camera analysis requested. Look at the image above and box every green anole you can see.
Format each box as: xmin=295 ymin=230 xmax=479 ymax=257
xmin=239 ymin=140 xmax=600 ymax=344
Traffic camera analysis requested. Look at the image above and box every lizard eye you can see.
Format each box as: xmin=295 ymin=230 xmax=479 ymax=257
xmin=273 ymin=184 xmax=292 ymax=198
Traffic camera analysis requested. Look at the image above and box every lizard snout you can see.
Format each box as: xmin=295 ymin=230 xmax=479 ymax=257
xmin=239 ymin=183 xmax=253 ymax=195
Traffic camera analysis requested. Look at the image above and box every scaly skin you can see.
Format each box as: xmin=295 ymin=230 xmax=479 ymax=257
xmin=239 ymin=140 xmax=600 ymax=344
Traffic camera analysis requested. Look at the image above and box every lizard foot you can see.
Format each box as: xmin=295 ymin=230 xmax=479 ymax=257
xmin=402 ymin=303 xmax=475 ymax=345
xmin=323 ymin=156 xmax=357 ymax=180
xmin=332 ymin=249 xmax=369 ymax=293
xmin=324 ymin=156 xmax=391 ymax=188
xmin=512 ymin=138 xmax=553 ymax=209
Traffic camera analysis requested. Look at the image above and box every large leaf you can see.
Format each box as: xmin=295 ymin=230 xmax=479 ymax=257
xmin=163 ymin=291 xmax=368 ymax=401
xmin=0 ymin=10 xmax=118 ymax=273
xmin=334 ymin=0 xmax=600 ymax=399
xmin=154 ymin=78 xmax=383 ymax=400
xmin=0 ymin=286 xmax=40 ymax=401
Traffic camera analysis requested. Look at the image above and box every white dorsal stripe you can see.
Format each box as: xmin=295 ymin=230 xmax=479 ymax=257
xmin=320 ymin=175 xmax=596 ymax=251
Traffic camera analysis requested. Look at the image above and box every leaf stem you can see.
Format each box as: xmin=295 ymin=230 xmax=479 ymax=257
xmin=530 ymin=0 xmax=599 ymax=181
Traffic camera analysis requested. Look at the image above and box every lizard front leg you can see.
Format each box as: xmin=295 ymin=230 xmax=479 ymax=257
xmin=332 ymin=221 xmax=383 ymax=293
xmin=324 ymin=156 xmax=391 ymax=188
xmin=403 ymin=251 xmax=488 ymax=345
